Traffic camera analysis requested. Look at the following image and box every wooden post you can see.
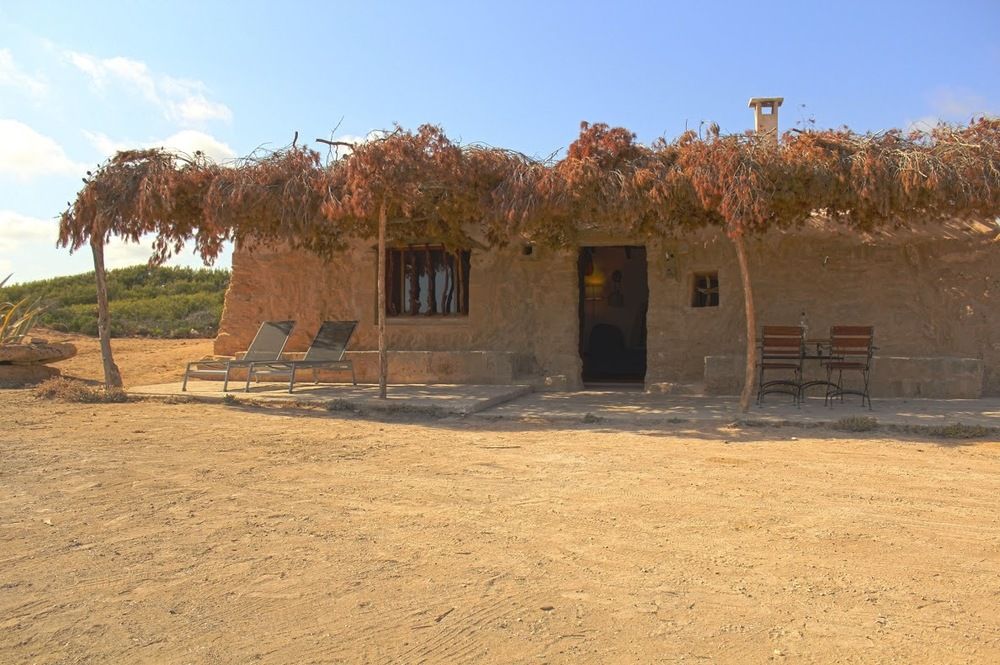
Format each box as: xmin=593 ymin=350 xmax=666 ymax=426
xmin=732 ymin=230 xmax=756 ymax=413
xmin=426 ymin=246 xmax=437 ymax=314
xmin=90 ymin=237 xmax=123 ymax=389
xmin=377 ymin=204 xmax=388 ymax=399
xmin=456 ymin=250 xmax=464 ymax=314
xmin=443 ymin=253 xmax=454 ymax=313
xmin=408 ymin=248 xmax=420 ymax=315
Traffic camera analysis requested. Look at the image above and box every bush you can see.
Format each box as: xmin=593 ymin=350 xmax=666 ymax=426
xmin=34 ymin=377 xmax=129 ymax=403
xmin=0 ymin=274 xmax=46 ymax=345
xmin=833 ymin=415 xmax=879 ymax=432
xmin=0 ymin=266 xmax=228 ymax=338
xmin=924 ymin=423 xmax=993 ymax=439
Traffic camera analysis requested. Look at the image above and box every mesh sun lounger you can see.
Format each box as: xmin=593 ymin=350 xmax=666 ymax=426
xmin=244 ymin=320 xmax=357 ymax=393
xmin=181 ymin=320 xmax=296 ymax=392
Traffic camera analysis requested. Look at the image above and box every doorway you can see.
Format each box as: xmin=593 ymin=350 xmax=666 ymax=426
xmin=578 ymin=246 xmax=648 ymax=384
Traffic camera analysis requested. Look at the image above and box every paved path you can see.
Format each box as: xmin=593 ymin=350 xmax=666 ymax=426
xmin=485 ymin=389 xmax=1000 ymax=431
xmin=131 ymin=382 xmax=532 ymax=416
xmin=132 ymin=382 xmax=1000 ymax=434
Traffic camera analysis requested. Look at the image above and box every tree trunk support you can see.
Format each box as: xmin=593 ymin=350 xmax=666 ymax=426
xmin=377 ymin=204 xmax=388 ymax=399
xmin=90 ymin=238 xmax=123 ymax=390
xmin=733 ymin=230 xmax=756 ymax=413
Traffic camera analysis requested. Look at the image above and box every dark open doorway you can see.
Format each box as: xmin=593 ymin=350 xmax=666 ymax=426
xmin=578 ymin=246 xmax=648 ymax=384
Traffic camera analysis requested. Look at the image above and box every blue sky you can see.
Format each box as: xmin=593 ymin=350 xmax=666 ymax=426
xmin=1 ymin=0 xmax=997 ymax=283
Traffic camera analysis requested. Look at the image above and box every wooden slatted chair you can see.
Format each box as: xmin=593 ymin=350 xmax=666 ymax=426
xmin=824 ymin=326 xmax=875 ymax=409
xmin=757 ymin=325 xmax=805 ymax=405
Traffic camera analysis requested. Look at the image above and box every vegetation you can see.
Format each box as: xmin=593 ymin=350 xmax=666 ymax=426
xmin=833 ymin=415 xmax=880 ymax=432
xmin=0 ymin=266 xmax=229 ymax=338
xmin=34 ymin=377 xmax=129 ymax=403
xmin=899 ymin=422 xmax=994 ymax=440
xmin=57 ymin=119 xmax=1000 ymax=401
xmin=0 ymin=274 xmax=46 ymax=346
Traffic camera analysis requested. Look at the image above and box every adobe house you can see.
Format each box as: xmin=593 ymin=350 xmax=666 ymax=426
xmin=216 ymin=100 xmax=1000 ymax=398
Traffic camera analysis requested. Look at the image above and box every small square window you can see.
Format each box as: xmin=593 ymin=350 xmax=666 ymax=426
xmin=691 ymin=272 xmax=719 ymax=308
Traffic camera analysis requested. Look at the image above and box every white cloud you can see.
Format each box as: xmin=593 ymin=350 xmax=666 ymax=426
xmin=82 ymin=130 xmax=131 ymax=156
xmin=102 ymin=236 xmax=231 ymax=271
xmin=0 ymin=119 xmax=88 ymax=178
xmin=0 ymin=210 xmax=58 ymax=254
xmin=103 ymin=238 xmax=159 ymax=269
xmin=160 ymin=76 xmax=232 ymax=123
xmin=905 ymin=88 xmax=996 ymax=133
xmin=156 ymin=130 xmax=236 ymax=162
xmin=321 ymin=130 xmax=388 ymax=159
xmin=0 ymin=49 xmax=47 ymax=97
xmin=84 ymin=129 xmax=236 ymax=163
xmin=169 ymin=95 xmax=233 ymax=124
xmin=64 ymin=50 xmax=103 ymax=84
xmin=0 ymin=210 xmax=230 ymax=282
xmin=929 ymin=87 xmax=990 ymax=119
xmin=904 ymin=115 xmax=941 ymax=134
xmin=64 ymin=49 xmax=232 ymax=127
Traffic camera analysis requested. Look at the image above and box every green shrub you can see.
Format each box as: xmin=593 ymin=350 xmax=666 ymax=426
xmin=0 ymin=274 xmax=46 ymax=345
xmin=924 ymin=423 xmax=993 ymax=439
xmin=833 ymin=415 xmax=879 ymax=432
xmin=0 ymin=266 xmax=228 ymax=338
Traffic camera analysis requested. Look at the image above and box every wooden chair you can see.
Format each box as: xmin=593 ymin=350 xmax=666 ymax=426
xmin=757 ymin=325 xmax=804 ymax=405
xmin=824 ymin=326 xmax=875 ymax=409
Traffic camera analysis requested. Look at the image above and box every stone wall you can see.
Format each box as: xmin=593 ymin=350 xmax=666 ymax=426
xmin=217 ymin=239 xmax=582 ymax=389
xmin=644 ymin=227 xmax=1000 ymax=395
xmin=217 ymin=225 xmax=1000 ymax=395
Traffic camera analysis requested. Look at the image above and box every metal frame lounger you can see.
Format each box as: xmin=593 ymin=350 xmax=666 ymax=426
xmin=181 ymin=320 xmax=296 ymax=392
xmin=244 ymin=320 xmax=357 ymax=393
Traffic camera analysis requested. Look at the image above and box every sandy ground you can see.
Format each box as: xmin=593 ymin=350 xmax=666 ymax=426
xmin=31 ymin=329 xmax=214 ymax=388
xmin=1 ymin=334 xmax=999 ymax=663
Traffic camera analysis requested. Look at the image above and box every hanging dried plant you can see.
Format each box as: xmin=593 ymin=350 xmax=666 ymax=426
xmin=57 ymin=118 xmax=1000 ymax=399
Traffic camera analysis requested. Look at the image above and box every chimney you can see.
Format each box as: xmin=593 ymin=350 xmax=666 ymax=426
xmin=748 ymin=97 xmax=783 ymax=142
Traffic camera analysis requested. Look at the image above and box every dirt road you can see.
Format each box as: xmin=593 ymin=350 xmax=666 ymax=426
xmin=2 ymin=379 xmax=999 ymax=662
xmin=2 ymin=333 xmax=999 ymax=662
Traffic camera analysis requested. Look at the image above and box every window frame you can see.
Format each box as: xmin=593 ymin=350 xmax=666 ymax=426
xmin=690 ymin=271 xmax=720 ymax=308
xmin=384 ymin=244 xmax=471 ymax=318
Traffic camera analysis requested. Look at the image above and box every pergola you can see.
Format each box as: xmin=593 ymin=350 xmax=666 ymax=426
xmin=59 ymin=119 xmax=1000 ymax=411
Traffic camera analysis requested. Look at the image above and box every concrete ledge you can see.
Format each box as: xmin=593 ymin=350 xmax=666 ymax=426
xmin=199 ymin=350 xmax=538 ymax=386
xmin=873 ymin=357 xmax=984 ymax=399
xmin=704 ymin=355 xmax=986 ymax=399
xmin=346 ymin=350 xmax=535 ymax=385
xmin=0 ymin=364 xmax=60 ymax=387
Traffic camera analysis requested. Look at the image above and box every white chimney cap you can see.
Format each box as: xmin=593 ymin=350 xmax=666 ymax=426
xmin=748 ymin=97 xmax=784 ymax=109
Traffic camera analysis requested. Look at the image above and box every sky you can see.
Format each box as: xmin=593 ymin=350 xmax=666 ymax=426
xmin=1 ymin=0 xmax=998 ymax=284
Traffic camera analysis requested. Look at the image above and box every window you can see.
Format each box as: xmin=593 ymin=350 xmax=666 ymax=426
xmin=691 ymin=272 xmax=719 ymax=307
xmin=386 ymin=245 xmax=471 ymax=316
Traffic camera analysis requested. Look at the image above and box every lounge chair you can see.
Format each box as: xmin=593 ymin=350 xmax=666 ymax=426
xmin=244 ymin=320 xmax=357 ymax=393
xmin=181 ymin=320 xmax=296 ymax=392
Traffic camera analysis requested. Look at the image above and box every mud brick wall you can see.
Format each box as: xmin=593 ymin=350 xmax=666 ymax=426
xmin=218 ymin=225 xmax=1000 ymax=395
